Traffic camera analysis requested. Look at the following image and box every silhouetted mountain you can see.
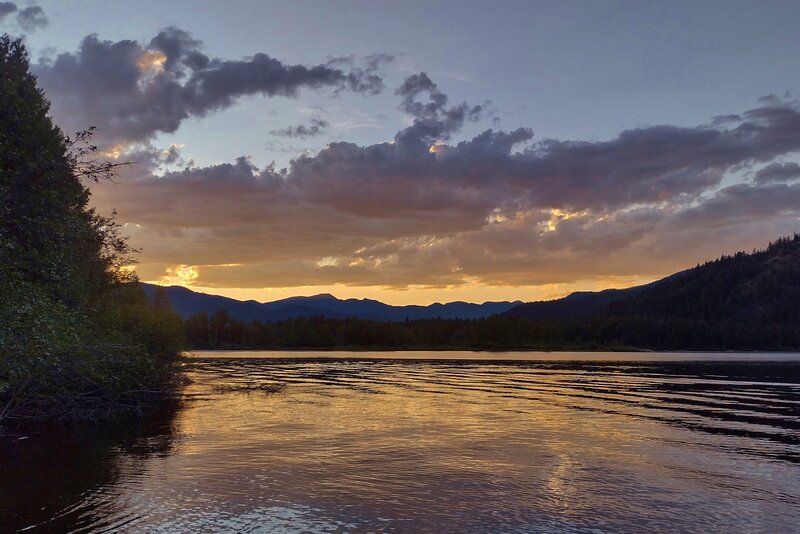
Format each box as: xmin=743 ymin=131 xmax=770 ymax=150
xmin=142 ymin=285 xmax=282 ymax=322
xmin=143 ymin=284 xmax=522 ymax=322
xmin=503 ymin=288 xmax=639 ymax=320
xmin=605 ymin=234 xmax=800 ymax=324
xmin=502 ymin=234 xmax=800 ymax=349
xmin=507 ymin=234 xmax=800 ymax=326
xmin=503 ymin=272 xmax=686 ymax=320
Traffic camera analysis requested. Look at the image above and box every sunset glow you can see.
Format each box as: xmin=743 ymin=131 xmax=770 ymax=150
xmin=19 ymin=0 xmax=800 ymax=306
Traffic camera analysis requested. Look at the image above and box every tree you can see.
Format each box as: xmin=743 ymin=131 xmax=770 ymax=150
xmin=0 ymin=35 xmax=184 ymax=422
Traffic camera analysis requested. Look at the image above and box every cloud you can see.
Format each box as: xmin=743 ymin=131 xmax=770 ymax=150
xmin=30 ymin=23 xmax=799 ymax=292
xmin=270 ymin=117 xmax=329 ymax=139
xmin=87 ymin=77 xmax=800 ymax=290
xmin=754 ymin=161 xmax=800 ymax=183
xmin=35 ymin=24 xmax=797 ymax=292
xmin=16 ymin=5 xmax=46 ymax=31
xmin=0 ymin=2 xmax=17 ymax=21
xmin=326 ymin=53 xmax=395 ymax=71
xmin=0 ymin=3 xmax=47 ymax=32
xmin=33 ymin=26 xmax=387 ymax=146
xmin=393 ymin=72 xmax=485 ymax=152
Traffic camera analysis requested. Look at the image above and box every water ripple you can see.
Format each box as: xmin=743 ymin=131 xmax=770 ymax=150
xmin=2 ymin=353 xmax=799 ymax=533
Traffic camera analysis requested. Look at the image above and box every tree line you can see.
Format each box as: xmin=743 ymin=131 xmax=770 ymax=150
xmin=183 ymin=311 xmax=800 ymax=352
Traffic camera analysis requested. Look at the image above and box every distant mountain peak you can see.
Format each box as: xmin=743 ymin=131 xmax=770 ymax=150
xmin=303 ymin=293 xmax=337 ymax=300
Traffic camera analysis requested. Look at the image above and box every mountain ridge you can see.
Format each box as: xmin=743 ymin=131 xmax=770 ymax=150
xmin=503 ymin=271 xmax=688 ymax=320
xmin=143 ymin=284 xmax=524 ymax=322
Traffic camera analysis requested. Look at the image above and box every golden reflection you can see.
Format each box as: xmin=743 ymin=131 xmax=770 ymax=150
xmin=5 ymin=355 xmax=796 ymax=532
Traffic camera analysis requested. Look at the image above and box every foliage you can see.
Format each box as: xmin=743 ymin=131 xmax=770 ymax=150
xmin=0 ymin=35 xmax=184 ymax=422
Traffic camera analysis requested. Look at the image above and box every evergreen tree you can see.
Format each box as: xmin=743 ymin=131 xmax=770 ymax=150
xmin=0 ymin=36 xmax=184 ymax=422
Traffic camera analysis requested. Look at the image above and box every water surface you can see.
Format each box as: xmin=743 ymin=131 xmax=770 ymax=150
xmin=2 ymin=351 xmax=800 ymax=533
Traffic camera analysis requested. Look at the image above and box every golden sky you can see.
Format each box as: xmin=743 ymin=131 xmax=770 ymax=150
xmin=142 ymin=276 xmax=657 ymax=306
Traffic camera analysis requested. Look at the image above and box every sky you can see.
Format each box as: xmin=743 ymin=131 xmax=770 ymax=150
xmin=4 ymin=0 xmax=800 ymax=304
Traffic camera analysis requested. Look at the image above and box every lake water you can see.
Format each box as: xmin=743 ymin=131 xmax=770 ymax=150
xmin=2 ymin=351 xmax=800 ymax=533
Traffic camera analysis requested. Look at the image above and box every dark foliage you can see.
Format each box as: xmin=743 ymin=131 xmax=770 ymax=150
xmin=184 ymin=311 xmax=578 ymax=351
xmin=0 ymin=36 xmax=184 ymax=423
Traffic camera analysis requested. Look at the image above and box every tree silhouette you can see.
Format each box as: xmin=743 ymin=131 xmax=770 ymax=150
xmin=0 ymin=35 xmax=184 ymax=423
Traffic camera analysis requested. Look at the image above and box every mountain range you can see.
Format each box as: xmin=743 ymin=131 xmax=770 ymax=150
xmin=143 ymin=284 xmax=523 ymax=322
xmin=147 ymin=233 xmax=800 ymax=335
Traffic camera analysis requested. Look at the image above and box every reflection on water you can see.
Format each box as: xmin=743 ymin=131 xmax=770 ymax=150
xmin=2 ymin=352 xmax=800 ymax=533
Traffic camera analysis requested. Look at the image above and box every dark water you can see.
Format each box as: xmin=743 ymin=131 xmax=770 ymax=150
xmin=2 ymin=352 xmax=800 ymax=533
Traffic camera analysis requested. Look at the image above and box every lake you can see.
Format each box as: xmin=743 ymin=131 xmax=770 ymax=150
xmin=2 ymin=351 xmax=800 ymax=533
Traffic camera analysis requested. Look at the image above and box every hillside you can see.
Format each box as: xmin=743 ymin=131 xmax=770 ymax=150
xmin=503 ymin=287 xmax=643 ymax=320
xmin=505 ymin=235 xmax=800 ymax=325
xmin=605 ymin=235 xmax=800 ymax=324
xmin=500 ymin=273 xmax=687 ymax=321
xmin=557 ymin=234 xmax=800 ymax=349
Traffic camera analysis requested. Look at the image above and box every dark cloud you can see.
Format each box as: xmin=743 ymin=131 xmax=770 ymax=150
xmin=16 ymin=5 xmax=46 ymax=31
xmin=0 ymin=2 xmax=17 ymax=21
xmin=270 ymin=117 xmax=329 ymax=138
xmin=90 ymin=81 xmax=800 ymax=289
xmin=33 ymin=27 xmax=387 ymax=146
xmin=364 ymin=53 xmax=396 ymax=71
xmin=710 ymin=114 xmax=741 ymax=126
xmin=148 ymin=26 xmax=208 ymax=74
xmin=754 ymin=161 xmax=800 ymax=183
xmin=35 ymin=43 xmax=797 ymax=290
xmin=161 ymin=144 xmax=184 ymax=165
xmin=0 ymin=2 xmax=48 ymax=31
xmin=393 ymin=72 xmax=485 ymax=152
xmin=12 ymin=17 xmax=800 ymax=289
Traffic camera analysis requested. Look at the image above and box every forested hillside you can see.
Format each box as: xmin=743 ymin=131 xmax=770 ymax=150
xmin=0 ymin=37 xmax=184 ymax=422
xmin=573 ymin=235 xmax=800 ymax=349
xmin=606 ymin=235 xmax=800 ymax=323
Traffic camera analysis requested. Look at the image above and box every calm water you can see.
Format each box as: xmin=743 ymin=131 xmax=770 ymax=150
xmin=2 ymin=352 xmax=800 ymax=533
